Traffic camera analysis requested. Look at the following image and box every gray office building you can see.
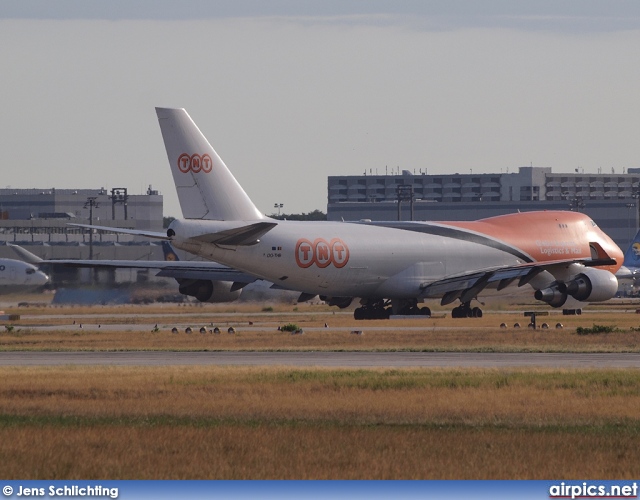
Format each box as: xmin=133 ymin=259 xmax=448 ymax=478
xmin=0 ymin=186 xmax=165 ymax=271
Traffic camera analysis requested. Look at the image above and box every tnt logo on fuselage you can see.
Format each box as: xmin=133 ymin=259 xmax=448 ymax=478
xmin=177 ymin=153 xmax=213 ymax=173
xmin=295 ymin=238 xmax=349 ymax=268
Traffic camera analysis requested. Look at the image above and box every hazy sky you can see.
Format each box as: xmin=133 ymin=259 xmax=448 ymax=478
xmin=1 ymin=1 xmax=640 ymax=217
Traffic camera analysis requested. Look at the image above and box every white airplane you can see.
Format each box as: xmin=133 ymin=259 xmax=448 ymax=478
xmin=72 ymin=107 xmax=624 ymax=319
xmin=0 ymin=252 xmax=49 ymax=293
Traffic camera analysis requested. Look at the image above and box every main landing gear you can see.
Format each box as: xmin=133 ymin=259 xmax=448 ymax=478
xmin=353 ymin=299 xmax=432 ymax=320
xmin=450 ymin=301 xmax=483 ymax=318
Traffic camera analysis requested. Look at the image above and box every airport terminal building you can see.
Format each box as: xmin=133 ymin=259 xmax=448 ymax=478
xmin=0 ymin=186 xmax=165 ymax=283
xmin=327 ymin=166 xmax=640 ymax=249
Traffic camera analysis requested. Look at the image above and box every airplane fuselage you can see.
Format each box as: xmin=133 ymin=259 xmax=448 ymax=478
xmin=169 ymin=210 xmax=622 ymax=300
xmin=0 ymin=259 xmax=49 ymax=293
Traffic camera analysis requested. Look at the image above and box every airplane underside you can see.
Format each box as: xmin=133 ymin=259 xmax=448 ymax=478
xmin=352 ymin=298 xmax=432 ymax=320
xmin=350 ymin=298 xmax=484 ymax=320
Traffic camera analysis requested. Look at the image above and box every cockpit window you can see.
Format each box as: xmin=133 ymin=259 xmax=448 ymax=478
xmin=590 ymin=220 xmax=597 ymax=227
xmin=26 ymin=268 xmax=35 ymax=275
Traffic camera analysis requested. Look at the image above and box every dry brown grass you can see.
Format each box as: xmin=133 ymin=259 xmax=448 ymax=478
xmin=2 ymin=425 xmax=638 ymax=479
xmin=3 ymin=307 xmax=640 ymax=352
xmin=2 ymin=301 xmax=640 ymax=478
xmin=1 ymin=366 xmax=640 ymax=479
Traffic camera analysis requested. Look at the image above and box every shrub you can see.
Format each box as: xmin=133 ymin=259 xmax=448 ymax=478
xmin=575 ymin=324 xmax=617 ymax=335
xmin=281 ymin=323 xmax=300 ymax=332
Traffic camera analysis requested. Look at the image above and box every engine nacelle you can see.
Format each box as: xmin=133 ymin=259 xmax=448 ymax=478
xmin=178 ymin=280 xmax=241 ymax=303
xmin=534 ymin=268 xmax=618 ymax=307
xmin=563 ymin=268 xmax=618 ymax=302
xmin=534 ymin=284 xmax=568 ymax=308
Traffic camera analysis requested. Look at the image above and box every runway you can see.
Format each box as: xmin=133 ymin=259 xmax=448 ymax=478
xmin=1 ymin=351 xmax=640 ymax=368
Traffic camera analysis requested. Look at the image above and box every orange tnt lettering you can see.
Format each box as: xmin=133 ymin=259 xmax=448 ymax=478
xmin=315 ymin=239 xmax=331 ymax=268
xmin=294 ymin=238 xmax=350 ymax=268
xmin=176 ymin=153 xmax=213 ymax=174
xmin=295 ymin=239 xmax=314 ymax=268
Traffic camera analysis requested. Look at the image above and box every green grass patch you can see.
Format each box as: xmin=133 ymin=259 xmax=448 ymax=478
xmin=576 ymin=324 xmax=619 ymax=335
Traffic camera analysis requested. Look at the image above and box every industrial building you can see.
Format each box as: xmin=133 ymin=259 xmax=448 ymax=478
xmin=327 ymin=166 xmax=640 ymax=249
xmin=0 ymin=186 xmax=165 ymax=284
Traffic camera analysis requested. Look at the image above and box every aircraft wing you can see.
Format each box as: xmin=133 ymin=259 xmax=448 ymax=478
xmin=420 ymin=256 xmax=616 ymax=305
xmin=42 ymin=259 xmax=259 ymax=284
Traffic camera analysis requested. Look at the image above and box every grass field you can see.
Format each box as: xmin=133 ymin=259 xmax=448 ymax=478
xmin=1 ymin=366 xmax=640 ymax=479
xmin=1 ymin=300 xmax=640 ymax=479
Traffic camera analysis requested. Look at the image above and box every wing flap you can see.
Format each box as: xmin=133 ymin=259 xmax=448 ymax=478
xmin=420 ymin=256 xmax=610 ymax=302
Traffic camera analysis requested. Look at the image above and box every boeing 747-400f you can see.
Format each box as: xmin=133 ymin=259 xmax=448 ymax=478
xmin=72 ymin=108 xmax=623 ymax=319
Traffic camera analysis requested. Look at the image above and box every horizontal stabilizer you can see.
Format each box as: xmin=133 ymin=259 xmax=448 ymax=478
xmin=191 ymin=222 xmax=277 ymax=246
xmin=67 ymin=223 xmax=169 ymax=240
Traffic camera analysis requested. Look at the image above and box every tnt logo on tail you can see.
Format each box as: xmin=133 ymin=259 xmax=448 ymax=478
xmin=177 ymin=153 xmax=212 ymax=173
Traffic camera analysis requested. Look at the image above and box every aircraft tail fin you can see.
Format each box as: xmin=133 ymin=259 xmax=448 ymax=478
xmin=7 ymin=244 xmax=43 ymax=265
xmin=622 ymin=229 xmax=640 ymax=268
xmin=156 ymin=107 xmax=265 ymax=221
xmin=161 ymin=241 xmax=180 ymax=262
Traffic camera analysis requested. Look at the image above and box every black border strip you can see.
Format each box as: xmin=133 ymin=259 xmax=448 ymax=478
xmin=359 ymin=221 xmax=534 ymax=263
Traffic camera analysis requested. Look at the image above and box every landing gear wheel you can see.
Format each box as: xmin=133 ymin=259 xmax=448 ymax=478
xmin=354 ymin=300 xmax=391 ymax=320
xmin=451 ymin=302 xmax=482 ymax=319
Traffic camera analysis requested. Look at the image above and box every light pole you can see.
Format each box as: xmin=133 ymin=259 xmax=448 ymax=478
xmin=627 ymin=202 xmax=635 ymax=247
xmin=84 ymin=196 xmax=99 ymax=260
xmin=274 ymin=203 xmax=283 ymax=217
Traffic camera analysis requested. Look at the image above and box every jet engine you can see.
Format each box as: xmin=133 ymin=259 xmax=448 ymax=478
xmin=534 ymin=283 xmax=568 ymax=308
xmin=178 ymin=280 xmax=241 ymax=303
xmin=534 ymin=268 xmax=618 ymax=307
